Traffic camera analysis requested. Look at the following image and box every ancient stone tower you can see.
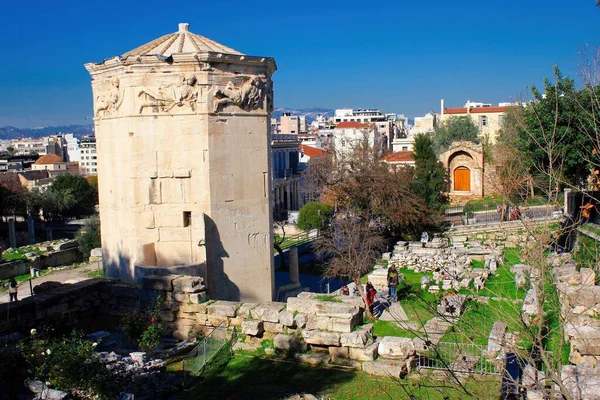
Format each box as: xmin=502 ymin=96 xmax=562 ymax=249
xmin=85 ymin=23 xmax=276 ymax=302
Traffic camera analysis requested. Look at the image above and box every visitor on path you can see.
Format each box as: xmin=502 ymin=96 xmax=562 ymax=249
xmin=365 ymin=282 xmax=377 ymax=313
xmin=387 ymin=266 xmax=399 ymax=302
xmin=8 ymin=278 xmax=18 ymax=302
xmin=340 ymin=284 xmax=349 ymax=296
xmin=421 ymin=231 xmax=429 ymax=248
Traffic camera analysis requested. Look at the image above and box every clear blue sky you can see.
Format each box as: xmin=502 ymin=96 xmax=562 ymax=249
xmin=1 ymin=0 xmax=598 ymax=127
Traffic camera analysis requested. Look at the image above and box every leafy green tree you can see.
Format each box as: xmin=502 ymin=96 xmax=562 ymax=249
xmin=44 ymin=174 xmax=98 ymax=218
xmin=433 ymin=116 xmax=480 ymax=153
xmin=75 ymin=216 xmax=101 ymax=257
xmin=507 ymin=66 xmax=594 ymax=191
xmin=412 ymin=134 xmax=449 ymax=211
xmin=297 ymin=202 xmax=334 ymax=231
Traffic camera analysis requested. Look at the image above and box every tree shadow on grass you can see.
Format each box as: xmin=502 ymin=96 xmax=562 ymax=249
xmin=176 ymin=353 xmax=358 ymax=400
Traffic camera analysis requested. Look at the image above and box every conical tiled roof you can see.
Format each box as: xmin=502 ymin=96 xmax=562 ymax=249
xmin=122 ymin=23 xmax=243 ymax=58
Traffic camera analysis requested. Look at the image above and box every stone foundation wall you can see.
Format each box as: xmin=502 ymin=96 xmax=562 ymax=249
xmin=0 ymin=241 xmax=83 ymax=280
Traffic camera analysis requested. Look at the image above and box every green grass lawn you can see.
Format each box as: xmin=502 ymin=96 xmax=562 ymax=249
xmin=372 ymin=320 xmax=416 ymax=338
xmin=465 ymin=194 xmax=562 ymax=212
xmin=443 ymin=248 xmax=526 ymax=346
xmin=170 ymin=351 xmax=500 ymax=400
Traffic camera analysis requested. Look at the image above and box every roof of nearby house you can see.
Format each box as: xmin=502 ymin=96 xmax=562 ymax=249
xmin=299 ymin=144 xmax=331 ymax=158
xmin=34 ymin=154 xmax=64 ymax=165
xmin=383 ymin=151 xmax=415 ymax=163
xmin=444 ymin=106 xmax=509 ymax=115
xmin=18 ymin=170 xmax=51 ymax=181
xmin=336 ymin=121 xmax=371 ymax=129
xmin=0 ymin=172 xmax=23 ymax=191
xmin=122 ymin=23 xmax=243 ymax=58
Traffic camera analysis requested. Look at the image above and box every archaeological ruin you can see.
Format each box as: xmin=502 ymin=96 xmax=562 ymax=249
xmin=85 ymin=23 xmax=276 ymax=302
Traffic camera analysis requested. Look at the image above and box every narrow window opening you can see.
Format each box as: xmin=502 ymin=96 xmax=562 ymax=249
xmin=183 ymin=211 xmax=192 ymax=227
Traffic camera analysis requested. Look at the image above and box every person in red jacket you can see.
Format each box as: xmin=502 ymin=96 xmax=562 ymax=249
xmin=365 ymin=282 xmax=377 ymax=313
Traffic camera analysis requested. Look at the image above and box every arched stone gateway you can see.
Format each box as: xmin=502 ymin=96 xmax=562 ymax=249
xmin=439 ymin=141 xmax=484 ymax=202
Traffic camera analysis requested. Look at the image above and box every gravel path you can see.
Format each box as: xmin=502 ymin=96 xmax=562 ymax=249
xmin=0 ymin=262 xmax=101 ymax=304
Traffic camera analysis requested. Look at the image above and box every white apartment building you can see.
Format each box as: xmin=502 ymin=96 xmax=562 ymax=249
xmin=333 ymin=122 xmax=381 ymax=158
xmin=78 ymin=136 xmax=97 ymax=175
xmin=333 ymin=108 xmax=394 ymax=148
xmin=64 ymin=134 xmax=80 ymax=162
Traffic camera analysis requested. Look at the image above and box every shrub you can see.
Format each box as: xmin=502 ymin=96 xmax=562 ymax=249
xmin=121 ymin=295 xmax=165 ymax=352
xmin=75 ymin=216 xmax=101 ymax=258
xmin=297 ymin=202 xmax=333 ymax=231
xmin=19 ymin=330 xmax=117 ymax=399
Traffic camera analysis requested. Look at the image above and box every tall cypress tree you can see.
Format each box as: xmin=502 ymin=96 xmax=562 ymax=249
xmin=412 ymin=134 xmax=449 ymax=210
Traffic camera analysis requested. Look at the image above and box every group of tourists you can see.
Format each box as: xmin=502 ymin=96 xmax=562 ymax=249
xmin=338 ymin=265 xmax=404 ymax=317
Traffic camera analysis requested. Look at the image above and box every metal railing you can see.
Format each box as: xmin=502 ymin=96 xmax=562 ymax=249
xmin=416 ymin=341 xmax=503 ymax=375
xmin=182 ymin=323 xmax=231 ymax=383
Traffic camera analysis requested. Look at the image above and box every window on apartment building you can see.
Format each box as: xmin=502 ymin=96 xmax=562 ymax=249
xmin=479 ymin=116 xmax=488 ymax=128
xmin=402 ymin=146 xmax=408 ymax=151
xmin=183 ymin=211 xmax=192 ymax=227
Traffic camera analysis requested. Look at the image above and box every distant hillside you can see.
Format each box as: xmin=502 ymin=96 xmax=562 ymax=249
xmin=272 ymin=107 xmax=334 ymax=124
xmin=0 ymin=124 xmax=94 ymax=140
xmin=0 ymin=109 xmax=335 ymax=140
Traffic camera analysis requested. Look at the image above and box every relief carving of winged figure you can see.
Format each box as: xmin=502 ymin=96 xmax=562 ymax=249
xmin=138 ymin=75 xmax=198 ymax=114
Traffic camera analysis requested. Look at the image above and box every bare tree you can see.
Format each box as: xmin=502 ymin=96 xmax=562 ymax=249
xmin=315 ymin=212 xmax=385 ymax=319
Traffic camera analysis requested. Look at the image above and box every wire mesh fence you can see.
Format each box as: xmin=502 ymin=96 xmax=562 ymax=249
xmin=182 ymin=322 xmax=231 ymax=384
xmin=417 ymin=341 xmax=504 ymax=375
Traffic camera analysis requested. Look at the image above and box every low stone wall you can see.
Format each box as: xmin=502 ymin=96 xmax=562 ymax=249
xmin=0 ymin=279 xmax=136 ymax=337
xmin=0 ymin=241 xmax=83 ymax=280
xmin=447 ymin=218 xmax=559 ymax=248
xmin=0 ymin=277 xmax=433 ymax=379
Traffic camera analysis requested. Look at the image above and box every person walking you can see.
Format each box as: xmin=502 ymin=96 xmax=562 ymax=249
xmin=7 ymin=277 xmax=18 ymax=302
xmin=421 ymin=231 xmax=429 ymax=248
xmin=365 ymin=282 xmax=377 ymax=313
xmin=387 ymin=266 xmax=399 ymax=302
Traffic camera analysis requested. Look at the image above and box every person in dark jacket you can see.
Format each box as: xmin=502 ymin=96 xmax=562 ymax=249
xmin=387 ymin=266 xmax=399 ymax=301
xmin=8 ymin=278 xmax=18 ymax=302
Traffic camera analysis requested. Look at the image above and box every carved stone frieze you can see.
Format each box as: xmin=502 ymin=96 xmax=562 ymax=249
xmin=94 ymin=78 xmax=124 ymax=118
xmin=138 ymin=74 xmax=199 ymax=114
xmin=212 ymin=75 xmax=273 ymax=114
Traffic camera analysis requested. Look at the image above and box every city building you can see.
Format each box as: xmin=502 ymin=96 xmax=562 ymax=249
xmin=31 ymin=154 xmax=71 ymax=172
xmin=391 ymin=112 xmax=436 ymax=152
xmin=85 ymin=23 xmax=276 ymax=302
xmin=78 ymin=136 xmax=97 ymax=175
xmin=332 ymin=121 xmax=382 ymax=157
xmin=333 ymin=108 xmax=392 ymax=147
xmin=0 ymin=155 xmax=37 ymax=172
xmin=280 ymin=112 xmax=300 ymax=134
xmin=298 ymin=143 xmax=332 ymax=204
xmin=272 ymin=133 xmax=301 ymax=212
xmin=64 ymin=134 xmax=80 ymax=162
xmin=439 ymin=99 xmax=514 ymax=143
xmin=383 ymin=151 xmax=415 ymax=168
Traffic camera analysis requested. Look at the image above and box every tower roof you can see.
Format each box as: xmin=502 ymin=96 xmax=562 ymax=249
xmin=122 ymin=23 xmax=243 ymax=58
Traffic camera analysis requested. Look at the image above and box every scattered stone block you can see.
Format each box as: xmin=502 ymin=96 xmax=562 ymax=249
xmin=377 ymin=336 xmax=416 ymax=360
xmin=329 ymin=346 xmax=349 ymax=361
xmin=274 ymin=333 xmax=305 ymax=352
xmin=207 ymin=301 xmax=238 ymax=318
xmin=264 ymin=322 xmax=286 ymax=334
xmin=242 ymin=320 xmax=264 ymax=336
xmin=279 ymin=309 xmax=295 ymax=327
xmin=302 ymin=330 xmax=340 ymax=346
xmin=362 ymin=360 xmax=407 ymax=378
xmin=348 ymin=339 xmax=379 ymax=362
xmin=296 ymin=352 xmax=330 ymax=366
xmin=238 ymin=303 xmax=258 ymax=318
xmin=251 ymin=302 xmax=285 ymax=323
xmin=580 ymin=268 xmax=596 ymax=286
xmin=294 ymin=313 xmax=308 ymax=328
